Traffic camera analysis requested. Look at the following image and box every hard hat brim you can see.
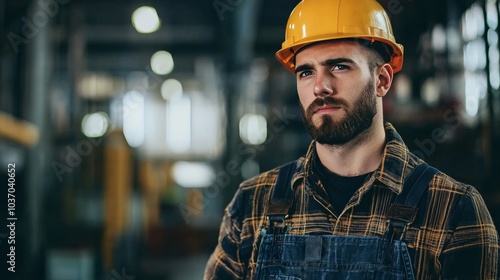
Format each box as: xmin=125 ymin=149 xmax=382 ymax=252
xmin=276 ymin=35 xmax=404 ymax=74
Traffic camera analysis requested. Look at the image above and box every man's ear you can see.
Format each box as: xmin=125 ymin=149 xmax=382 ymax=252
xmin=375 ymin=63 xmax=393 ymax=97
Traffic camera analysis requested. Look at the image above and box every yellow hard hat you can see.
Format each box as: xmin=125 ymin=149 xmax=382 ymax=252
xmin=276 ymin=0 xmax=404 ymax=73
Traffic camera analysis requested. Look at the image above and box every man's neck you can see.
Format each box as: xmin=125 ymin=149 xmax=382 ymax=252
xmin=315 ymin=122 xmax=386 ymax=177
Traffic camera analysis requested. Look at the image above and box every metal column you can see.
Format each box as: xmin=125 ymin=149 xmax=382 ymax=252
xmin=25 ymin=0 xmax=53 ymax=277
xmin=222 ymin=0 xmax=262 ymax=204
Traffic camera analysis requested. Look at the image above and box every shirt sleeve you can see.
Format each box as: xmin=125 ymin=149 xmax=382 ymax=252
xmin=204 ymin=188 xmax=246 ymax=280
xmin=440 ymin=187 xmax=499 ymax=280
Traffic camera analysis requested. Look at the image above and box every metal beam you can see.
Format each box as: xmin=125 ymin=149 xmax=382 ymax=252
xmin=78 ymin=25 xmax=215 ymax=45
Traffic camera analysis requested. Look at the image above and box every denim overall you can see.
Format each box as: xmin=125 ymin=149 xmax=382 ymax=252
xmin=254 ymin=162 xmax=438 ymax=280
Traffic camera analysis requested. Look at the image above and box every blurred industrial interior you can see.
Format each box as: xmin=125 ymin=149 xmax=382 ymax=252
xmin=0 ymin=0 xmax=500 ymax=279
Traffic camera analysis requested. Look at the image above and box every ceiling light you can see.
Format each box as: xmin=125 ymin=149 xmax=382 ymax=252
xmin=132 ymin=6 xmax=161 ymax=34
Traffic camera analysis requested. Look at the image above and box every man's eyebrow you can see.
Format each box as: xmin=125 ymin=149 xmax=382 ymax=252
xmin=294 ymin=63 xmax=313 ymax=74
xmin=295 ymin=58 xmax=356 ymax=74
xmin=322 ymin=58 xmax=355 ymax=66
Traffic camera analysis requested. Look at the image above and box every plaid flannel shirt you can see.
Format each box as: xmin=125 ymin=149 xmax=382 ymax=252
xmin=205 ymin=123 xmax=499 ymax=279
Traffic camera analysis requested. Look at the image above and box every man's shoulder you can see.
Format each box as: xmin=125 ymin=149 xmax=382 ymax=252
xmin=404 ymin=150 xmax=473 ymax=196
xmin=430 ymin=166 xmax=468 ymax=188
xmin=226 ymin=160 xmax=300 ymax=221
xmin=426 ymin=164 xmax=478 ymax=198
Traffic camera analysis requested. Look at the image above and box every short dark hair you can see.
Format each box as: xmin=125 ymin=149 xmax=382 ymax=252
xmin=354 ymin=39 xmax=392 ymax=71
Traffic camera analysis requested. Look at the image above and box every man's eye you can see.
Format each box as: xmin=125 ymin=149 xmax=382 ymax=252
xmin=332 ymin=65 xmax=349 ymax=71
xmin=298 ymin=70 xmax=313 ymax=78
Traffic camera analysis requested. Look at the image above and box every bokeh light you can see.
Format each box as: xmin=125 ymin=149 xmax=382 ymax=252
xmin=131 ymin=6 xmax=161 ymax=33
xmin=151 ymin=51 xmax=174 ymax=75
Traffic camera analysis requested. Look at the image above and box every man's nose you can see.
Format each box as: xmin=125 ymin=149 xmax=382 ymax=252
xmin=313 ymin=72 xmax=334 ymax=97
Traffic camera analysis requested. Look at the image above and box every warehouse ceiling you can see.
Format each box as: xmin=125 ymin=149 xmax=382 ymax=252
xmin=1 ymin=0 xmax=477 ymax=73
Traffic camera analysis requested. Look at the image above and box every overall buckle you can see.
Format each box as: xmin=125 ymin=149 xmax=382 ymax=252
xmin=267 ymin=214 xmax=290 ymax=234
xmin=386 ymin=219 xmax=410 ymax=242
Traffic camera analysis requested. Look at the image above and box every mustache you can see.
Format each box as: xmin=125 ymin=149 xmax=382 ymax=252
xmin=307 ymin=97 xmax=349 ymax=114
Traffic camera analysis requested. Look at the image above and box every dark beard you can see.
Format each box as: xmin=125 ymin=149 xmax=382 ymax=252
xmin=301 ymin=79 xmax=377 ymax=146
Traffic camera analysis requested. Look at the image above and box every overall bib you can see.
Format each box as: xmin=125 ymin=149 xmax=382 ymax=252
xmin=253 ymin=162 xmax=438 ymax=280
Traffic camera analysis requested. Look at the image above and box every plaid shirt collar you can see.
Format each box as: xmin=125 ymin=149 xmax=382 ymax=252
xmin=292 ymin=122 xmax=412 ymax=195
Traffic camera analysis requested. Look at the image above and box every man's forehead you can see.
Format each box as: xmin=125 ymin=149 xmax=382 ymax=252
xmin=295 ymin=40 xmax=368 ymax=63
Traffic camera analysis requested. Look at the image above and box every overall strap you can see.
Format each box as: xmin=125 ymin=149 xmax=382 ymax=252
xmin=387 ymin=162 xmax=439 ymax=241
xmin=266 ymin=160 xmax=297 ymax=232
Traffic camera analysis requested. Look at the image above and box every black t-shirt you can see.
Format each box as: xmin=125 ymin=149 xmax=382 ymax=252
xmin=312 ymin=155 xmax=372 ymax=214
